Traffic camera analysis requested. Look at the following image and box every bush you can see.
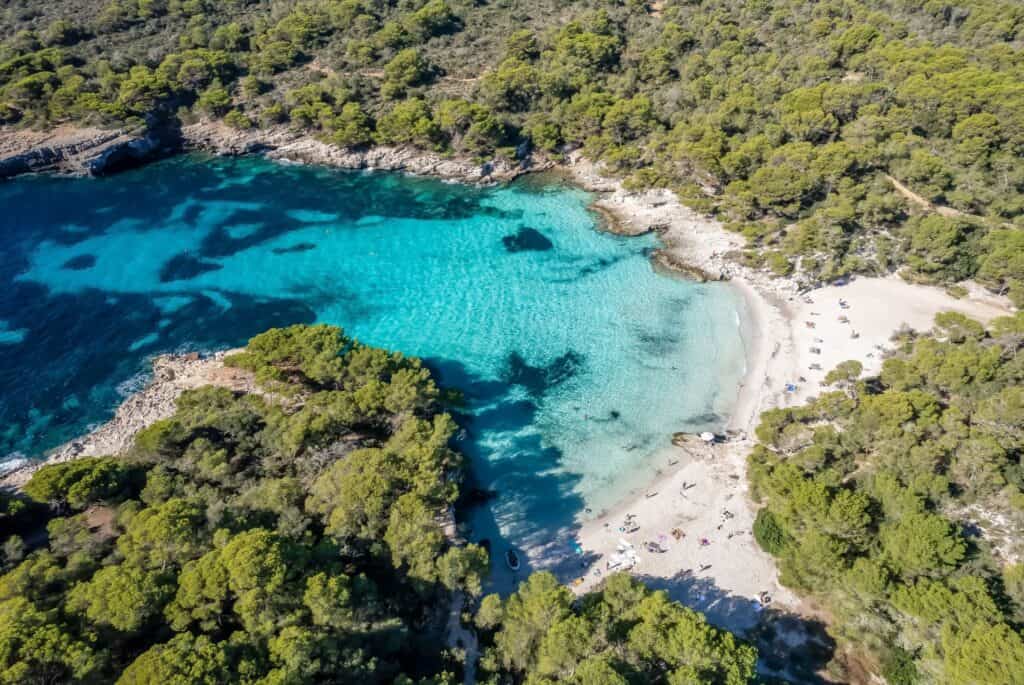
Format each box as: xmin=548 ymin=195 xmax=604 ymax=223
xmin=375 ymin=98 xmax=441 ymax=147
xmin=881 ymin=647 xmax=920 ymax=685
xmin=752 ymin=508 xmax=788 ymax=556
xmin=224 ymin=109 xmax=251 ymax=129
xmin=766 ymin=251 xmax=794 ymax=276
xmin=24 ymin=457 xmax=138 ymax=509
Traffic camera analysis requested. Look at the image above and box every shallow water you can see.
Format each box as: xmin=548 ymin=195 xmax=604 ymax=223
xmin=0 ymin=155 xmax=747 ymax=581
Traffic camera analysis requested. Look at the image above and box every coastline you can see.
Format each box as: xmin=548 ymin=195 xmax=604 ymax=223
xmin=556 ymin=154 xmax=1015 ymax=640
xmin=0 ymin=121 xmax=552 ymax=184
xmin=0 ymin=350 xmax=249 ymax=490
xmin=559 ymin=156 xmax=802 ymax=635
xmin=3 ymin=123 xmax=1017 ymax=640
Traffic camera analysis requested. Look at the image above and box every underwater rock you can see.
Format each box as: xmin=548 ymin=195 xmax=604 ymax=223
xmin=502 ymin=227 xmax=554 ymax=252
xmin=159 ymin=254 xmax=223 ymax=283
xmin=62 ymin=254 xmax=97 ymax=270
xmin=506 ymin=350 xmax=584 ymax=397
xmin=272 ymin=242 xmax=318 ymax=255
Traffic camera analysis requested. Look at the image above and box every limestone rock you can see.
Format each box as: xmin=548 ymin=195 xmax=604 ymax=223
xmin=651 ymin=248 xmax=723 ymax=282
xmin=179 ymin=120 xmax=553 ymax=184
xmin=0 ymin=126 xmax=160 ymax=179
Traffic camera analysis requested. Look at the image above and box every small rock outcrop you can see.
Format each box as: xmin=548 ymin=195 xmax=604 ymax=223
xmin=0 ymin=126 xmax=161 ymax=179
xmin=651 ymin=248 xmax=725 ymax=282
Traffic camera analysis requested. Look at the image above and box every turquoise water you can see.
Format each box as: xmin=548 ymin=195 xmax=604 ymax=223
xmin=0 ymin=155 xmax=746 ymax=580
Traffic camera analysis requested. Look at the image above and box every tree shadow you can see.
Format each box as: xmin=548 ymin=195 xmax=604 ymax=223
xmin=425 ymin=355 xmax=598 ymax=595
xmin=633 ymin=569 xmax=836 ymax=684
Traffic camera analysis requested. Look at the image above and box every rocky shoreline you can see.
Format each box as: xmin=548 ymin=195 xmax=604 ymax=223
xmin=558 ymin=153 xmax=802 ymax=296
xmin=0 ymin=350 xmax=250 ymax=490
xmin=0 ymin=125 xmax=163 ymax=179
xmin=0 ymin=122 xmax=753 ymax=283
xmin=0 ymin=121 xmax=553 ymax=184
xmin=181 ymin=120 xmax=555 ymax=182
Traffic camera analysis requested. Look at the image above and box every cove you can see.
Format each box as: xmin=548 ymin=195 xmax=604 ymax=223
xmin=0 ymin=154 xmax=747 ymax=583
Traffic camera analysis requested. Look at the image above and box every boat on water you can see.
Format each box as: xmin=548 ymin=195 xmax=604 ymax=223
xmin=506 ymin=549 xmax=521 ymax=571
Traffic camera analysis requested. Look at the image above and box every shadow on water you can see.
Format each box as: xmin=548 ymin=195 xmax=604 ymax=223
xmin=0 ymin=154 xmax=509 ymax=458
xmin=0 ymin=278 xmax=317 ymax=456
xmin=634 ymin=569 xmax=836 ymax=684
xmin=425 ymin=355 xmax=599 ymax=594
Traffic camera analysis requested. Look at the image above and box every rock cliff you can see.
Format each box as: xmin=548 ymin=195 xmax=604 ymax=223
xmin=0 ymin=126 xmax=161 ymax=178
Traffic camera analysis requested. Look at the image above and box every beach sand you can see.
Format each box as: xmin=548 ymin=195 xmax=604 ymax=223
xmin=782 ymin=276 xmax=1009 ymax=407
xmin=563 ymin=156 xmax=1014 ymax=636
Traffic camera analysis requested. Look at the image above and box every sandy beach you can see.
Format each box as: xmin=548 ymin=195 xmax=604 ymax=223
xmin=564 ymin=155 xmax=1015 ymax=636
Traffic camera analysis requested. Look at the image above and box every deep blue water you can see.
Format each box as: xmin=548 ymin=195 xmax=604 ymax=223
xmin=0 ymin=155 xmax=747 ymax=582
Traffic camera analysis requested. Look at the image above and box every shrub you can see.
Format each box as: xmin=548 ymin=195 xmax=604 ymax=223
xmin=24 ymin=457 xmax=138 ymax=509
xmin=752 ymin=508 xmax=789 ymax=556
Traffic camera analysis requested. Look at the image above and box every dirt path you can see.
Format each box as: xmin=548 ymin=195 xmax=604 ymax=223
xmin=885 ymin=174 xmax=964 ymax=218
xmin=445 ymin=593 xmax=478 ymax=685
